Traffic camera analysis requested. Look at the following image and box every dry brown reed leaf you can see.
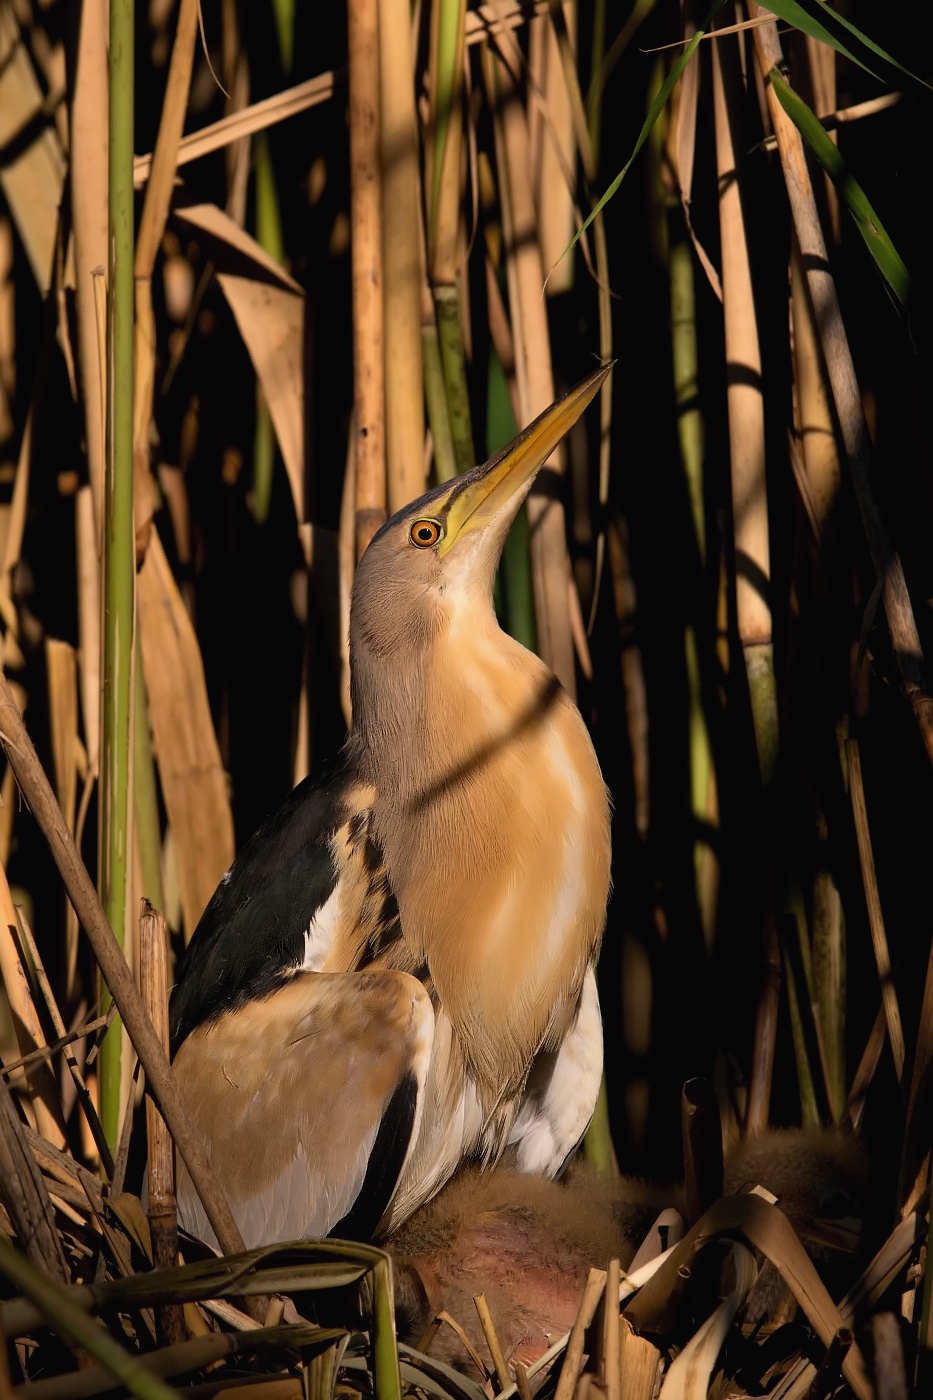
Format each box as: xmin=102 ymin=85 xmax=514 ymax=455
xmin=134 ymin=72 xmax=338 ymax=189
xmin=0 ymin=7 xmax=65 ymax=294
xmin=0 ymin=858 xmax=65 ymax=1148
xmin=624 ymin=1193 xmax=872 ymax=1400
xmin=380 ymin=0 xmax=425 ymax=514
xmin=137 ymin=533 xmax=234 ymax=938
xmin=348 ymin=0 xmax=386 ymax=560
xmin=173 ymin=201 xmax=307 ymax=549
xmin=749 ymin=7 xmax=933 ymax=769
xmin=484 ymin=42 xmax=575 ymax=696
xmin=659 ymin=1241 xmax=757 ymax=1400
xmin=618 ymin=1318 xmax=662 ymax=1400
xmin=0 ymin=1070 xmax=69 ymax=1283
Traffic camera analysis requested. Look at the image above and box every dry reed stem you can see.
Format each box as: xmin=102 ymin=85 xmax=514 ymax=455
xmin=871 ymin=1312 xmax=909 ymax=1400
xmin=485 ymin=43 xmax=575 ymax=696
xmin=380 ymin=0 xmax=424 ymax=513
xmin=846 ymin=1002 xmax=886 ymax=1133
xmin=601 ymin=1258 xmax=621 ymax=1400
xmin=746 ymin=909 xmax=781 ymax=1134
xmin=749 ymin=8 xmax=933 ymax=769
xmin=348 ymin=0 xmax=386 ymax=560
xmin=0 ymin=670 xmax=248 ymax=1260
xmin=76 ymin=486 xmax=101 ymax=773
xmin=898 ymin=928 xmax=933 ymax=1213
xmin=711 ymin=28 xmax=770 ymax=654
xmin=472 ymin=1293 xmax=510 ymax=1390
xmin=606 ymin=512 xmax=649 ymax=838
xmin=803 ymin=35 xmax=839 ymax=244
xmin=529 ymin=6 xmax=575 ymax=295
xmin=132 ymin=0 xmax=199 ymax=566
xmin=554 ymin=1268 xmax=606 ymax=1400
xmin=44 ymin=639 xmax=80 ymax=995
xmin=536 ymin=1 xmax=613 ymax=624
xmin=0 ymin=857 xmax=65 ymax=1148
xmin=140 ymin=900 xmax=186 ymax=1346
xmin=845 ymin=739 xmax=905 ymax=1084
xmin=67 ymin=0 xmax=109 ymax=526
xmin=427 ymin=0 xmax=467 ymax=285
xmin=789 ymin=241 xmax=841 ymax=547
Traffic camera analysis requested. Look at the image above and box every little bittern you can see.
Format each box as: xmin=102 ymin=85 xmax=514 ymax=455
xmin=170 ymin=367 xmax=612 ymax=1248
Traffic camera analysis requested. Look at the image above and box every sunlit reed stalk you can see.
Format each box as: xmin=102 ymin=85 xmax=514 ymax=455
xmin=427 ymin=0 xmax=475 ymax=477
xmin=711 ymin=28 xmax=775 ymax=790
xmin=380 ymin=0 xmax=425 ymax=511
xmin=100 ymin=0 xmax=135 ymax=1150
xmin=484 ymin=43 xmax=575 ymax=696
xmin=348 ymin=0 xmax=386 ymax=559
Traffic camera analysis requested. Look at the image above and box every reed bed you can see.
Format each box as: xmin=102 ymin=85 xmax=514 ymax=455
xmin=0 ymin=0 xmax=930 ymax=1395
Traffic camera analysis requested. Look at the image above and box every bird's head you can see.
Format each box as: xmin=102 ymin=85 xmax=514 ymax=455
xmin=349 ymin=366 xmax=610 ymax=676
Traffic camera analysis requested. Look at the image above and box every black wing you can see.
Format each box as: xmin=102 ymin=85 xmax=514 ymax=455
xmin=169 ymin=752 xmax=358 ymax=1054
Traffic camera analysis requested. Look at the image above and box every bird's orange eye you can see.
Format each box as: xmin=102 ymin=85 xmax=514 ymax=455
xmin=409 ymin=518 xmax=443 ymax=548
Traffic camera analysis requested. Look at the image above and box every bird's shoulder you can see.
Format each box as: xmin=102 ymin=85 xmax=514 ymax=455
xmin=169 ymin=751 xmax=364 ymax=1053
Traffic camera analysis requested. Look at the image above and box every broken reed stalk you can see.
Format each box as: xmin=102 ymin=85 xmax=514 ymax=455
xmin=748 ymin=8 xmax=933 ymax=769
xmin=0 ymin=671 xmax=248 ymax=1259
xmin=473 ymin=1293 xmax=510 ymax=1391
xmin=379 ymin=0 xmax=424 ymax=512
xmin=140 ymin=900 xmax=185 ymax=1346
xmin=348 ymin=0 xmax=386 ymax=560
xmin=554 ymin=1268 xmax=606 ymax=1400
xmin=100 ymin=0 xmax=136 ymax=1150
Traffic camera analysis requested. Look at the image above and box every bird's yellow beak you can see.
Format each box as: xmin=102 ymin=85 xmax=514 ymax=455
xmin=437 ymin=365 xmax=611 ymax=558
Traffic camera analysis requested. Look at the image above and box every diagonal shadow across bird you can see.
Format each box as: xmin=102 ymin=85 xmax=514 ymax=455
xmin=169 ymin=367 xmax=613 ymax=1250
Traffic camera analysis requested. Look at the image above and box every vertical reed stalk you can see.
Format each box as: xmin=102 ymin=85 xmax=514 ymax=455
xmin=485 ymin=45 xmax=575 ymax=695
xmin=348 ymin=0 xmax=386 ymax=559
xmin=140 ymin=901 xmax=184 ymax=1343
xmin=711 ymin=28 xmax=775 ymax=788
xmin=100 ymin=0 xmax=136 ymax=1149
xmin=380 ymin=0 xmax=424 ymax=511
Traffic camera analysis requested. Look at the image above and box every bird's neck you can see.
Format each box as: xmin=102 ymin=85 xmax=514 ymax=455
xmin=350 ymin=608 xmax=548 ymax=798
